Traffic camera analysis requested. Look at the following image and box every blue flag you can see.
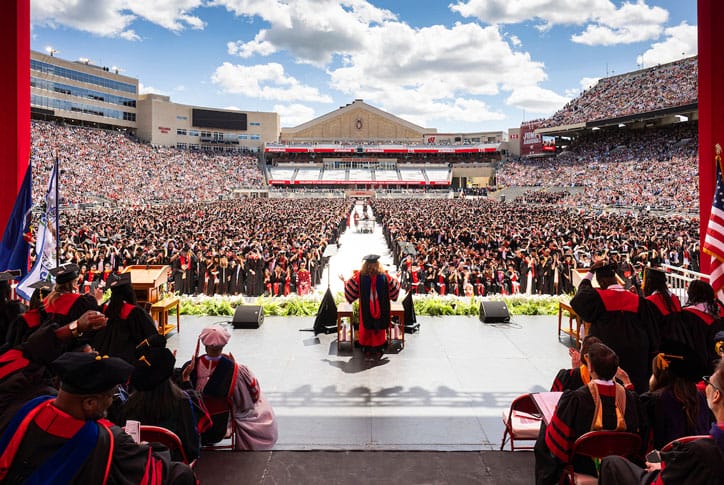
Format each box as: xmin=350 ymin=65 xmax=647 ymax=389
xmin=0 ymin=162 xmax=32 ymax=275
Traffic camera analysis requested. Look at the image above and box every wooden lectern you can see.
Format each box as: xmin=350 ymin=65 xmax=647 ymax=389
xmin=122 ymin=265 xmax=170 ymax=306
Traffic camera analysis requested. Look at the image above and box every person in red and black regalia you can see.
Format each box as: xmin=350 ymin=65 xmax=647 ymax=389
xmin=680 ymin=279 xmax=724 ymax=374
xmin=642 ymin=267 xmax=683 ymax=347
xmin=534 ymin=343 xmax=646 ymax=485
xmin=342 ymin=254 xmax=400 ymax=361
xmin=571 ymin=260 xmax=658 ymax=393
xmin=0 ymin=351 xmax=195 ymax=484
xmin=2 ymin=280 xmax=52 ymax=349
xmin=45 ymin=263 xmax=101 ymax=327
xmin=92 ymin=272 xmax=158 ymax=364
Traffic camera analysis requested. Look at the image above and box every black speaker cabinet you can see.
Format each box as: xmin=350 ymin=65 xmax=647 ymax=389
xmin=479 ymin=301 xmax=510 ymax=323
xmin=232 ymin=305 xmax=265 ymax=329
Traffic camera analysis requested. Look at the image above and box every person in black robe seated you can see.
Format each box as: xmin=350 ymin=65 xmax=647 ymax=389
xmin=600 ymin=358 xmax=724 ymax=484
xmin=0 ymin=351 xmax=195 ymax=483
xmin=92 ymin=272 xmax=158 ymax=364
xmin=550 ymin=336 xmax=602 ymax=392
xmin=571 ymin=260 xmax=657 ymax=393
xmin=534 ymin=342 xmax=645 ymax=485
xmin=0 ymin=270 xmax=25 ymax=346
xmin=640 ymin=340 xmax=712 ymax=450
xmin=120 ymin=335 xmax=210 ymax=463
xmin=2 ymin=280 xmax=52 ymax=350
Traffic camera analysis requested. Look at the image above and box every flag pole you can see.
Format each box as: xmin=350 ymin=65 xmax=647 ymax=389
xmin=54 ymin=150 xmax=60 ymax=265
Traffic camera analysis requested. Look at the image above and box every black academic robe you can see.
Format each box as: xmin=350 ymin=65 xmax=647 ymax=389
xmin=44 ymin=293 xmax=100 ymax=327
xmin=93 ymin=302 xmax=159 ymax=364
xmin=679 ymin=306 xmax=724 ymax=373
xmin=0 ymin=396 xmax=194 ymax=484
xmin=0 ymin=301 xmax=26 ymax=347
xmin=534 ymin=382 xmax=644 ymax=485
xmin=550 ymin=366 xmax=589 ymax=393
xmin=640 ymin=387 xmax=712 ymax=450
xmin=571 ymin=280 xmax=657 ymax=393
xmin=644 ymin=292 xmax=682 ymax=353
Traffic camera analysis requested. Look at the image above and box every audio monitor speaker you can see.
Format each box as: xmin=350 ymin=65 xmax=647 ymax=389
xmin=232 ymin=305 xmax=265 ymax=329
xmin=479 ymin=301 xmax=510 ymax=323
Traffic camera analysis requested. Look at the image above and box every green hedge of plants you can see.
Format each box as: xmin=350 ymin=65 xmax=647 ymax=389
xmin=175 ymin=293 xmax=571 ymax=318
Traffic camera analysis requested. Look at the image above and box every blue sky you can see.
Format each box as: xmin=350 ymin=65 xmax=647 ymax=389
xmin=30 ymin=0 xmax=697 ymax=133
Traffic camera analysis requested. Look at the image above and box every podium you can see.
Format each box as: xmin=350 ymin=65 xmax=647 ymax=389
xmin=122 ymin=265 xmax=170 ymax=306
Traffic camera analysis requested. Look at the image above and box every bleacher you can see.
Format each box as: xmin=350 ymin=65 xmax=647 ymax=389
xmin=399 ymin=168 xmax=426 ymax=182
xmin=425 ymin=167 xmax=451 ymax=185
xmin=295 ymin=167 xmax=322 ymax=182
xmin=348 ymin=168 xmax=373 ymax=183
xmin=375 ymin=169 xmax=400 ymax=183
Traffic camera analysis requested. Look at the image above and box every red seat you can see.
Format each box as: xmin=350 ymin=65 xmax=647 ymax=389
xmin=139 ymin=424 xmax=195 ymax=468
xmin=561 ymin=431 xmax=641 ymax=484
xmin=661 ymin=434 xmax=710 ymax=452
xmin=500 ymin=393 xmax=543 ymax=451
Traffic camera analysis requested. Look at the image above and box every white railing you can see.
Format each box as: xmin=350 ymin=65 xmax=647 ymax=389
xmin=661 ymin=263 xmax=709 ymax=301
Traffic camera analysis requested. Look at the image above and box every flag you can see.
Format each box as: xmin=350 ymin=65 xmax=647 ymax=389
xmin=703 ymin=146 xmax=724 ymax=293
xmin=0 ymin=161 xmax=32 ymax=275
xmin=16 ymin=161 xmax=58 ymax=300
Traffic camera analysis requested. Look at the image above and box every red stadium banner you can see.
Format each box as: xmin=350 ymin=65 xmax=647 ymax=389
xmin=520 ymin=121 xmax=544 ymax=156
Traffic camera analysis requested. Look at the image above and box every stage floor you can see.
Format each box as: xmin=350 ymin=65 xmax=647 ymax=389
xmin=168 ymin=313 xmax=570 ymax=451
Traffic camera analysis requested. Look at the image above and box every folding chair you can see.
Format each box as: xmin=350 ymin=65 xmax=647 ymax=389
xmin=561 ymin=431 xmax=641 ymax=484
xmin=201 ymin=395 xmax=237 ymax=450
xmin=500 ymin=393 xmax=543 ymax=451
xmin=139 ymin=425 xmax=196 ymax=468
xmin=661 ymin=434 xmax=710 ymax=452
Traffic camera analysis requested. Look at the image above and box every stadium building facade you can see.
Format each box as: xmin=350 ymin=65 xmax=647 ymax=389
xmin=31 ymin=50 xmax=138 ymax=131
xmin=30 ymin=50 xmax=279 ymax=152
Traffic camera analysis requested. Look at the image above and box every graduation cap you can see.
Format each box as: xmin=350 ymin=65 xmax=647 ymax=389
xmin=131 ymin=344 xmax=175 ymax=391
xmin=52 ymin=352 xmax=134 ymax=394
xmin=0 ymin=269 xmax=21 ymax=281
xmin=714 ymin=331 xmax=724 ymax=357
xmin=363 ymin=254 xmax=380 ymax=263
xmin=50 ymin=263 xmax=80 ymax=284
xmin=642 ymin=266 xmax=666 ymax=289
xmin=28 ymin=280 xmax=54 ymax=296
xmin=591 ymin=263 xmax=617 ymax=278
xmin=654 ymin=340 xmax=705 ymax=382
xmin=108 ymin=272 xmax=132 ymax=289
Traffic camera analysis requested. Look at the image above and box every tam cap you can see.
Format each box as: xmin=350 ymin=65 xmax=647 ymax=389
xmin=0 ymin=270 xmax=21 ymax=282
xmin=108 ymin=272 xmax=132 ymax=289
xmin=363 ymin=254 xmax=380 ymax=263
xmin=654 ymin=340 xmax=704 ymax=382
xmin=52 ymin=352 xmax=133 ymax=394
xmin=50 ymin=263 xmax=80 ymax=285
xmin=131 ymin=346 xmax=175 ymax=391
xmin=592 ymin=263 xmax=617 ymax=278
xmin=28 ymin=280 xmax=54 ymax=294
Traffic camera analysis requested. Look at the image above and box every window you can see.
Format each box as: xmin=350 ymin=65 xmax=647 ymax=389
xmin=251 ymin=134 xmax=261 ymax=140
xmin=249 ymin=121 xmax=261 ymax=126
xmin=238 ymin=134 xmax=248 ymax=140
xmin=188 ymin=130 xmax=199 ymax=137
xmin=177 ymin=129 xmax=187 ymax=136
xmin=30 ymin=59 xmax=136 ymax=93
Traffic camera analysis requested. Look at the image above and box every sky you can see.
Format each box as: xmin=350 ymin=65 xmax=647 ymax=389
xmin=29 ymin=0 xmax=698 ymax=133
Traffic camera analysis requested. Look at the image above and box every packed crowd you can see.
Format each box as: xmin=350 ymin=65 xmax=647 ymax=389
xmin=48 ymin=198 xmax=350 ymax=298
xmin=498 ymin=122 xmax=698 ymax=212
xmin=373 ymin=198 xmax=699 ymax=297
xmin=31 ymin=121 xmax=266 ymax=206
xmin=541 ymin=56 xmax=697 ymax=128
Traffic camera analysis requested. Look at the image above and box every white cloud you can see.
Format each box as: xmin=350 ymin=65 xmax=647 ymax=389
xmin=637 ymin=22 xmax=697 ymax=68
xmin=275 ymin=103 xmax=317 ymax=127
xmin=216 ymin=1 xmax=561 ymax=126
xmin=218 ymin=0 xmax=397 ymax=66
xmin=138 ymin=83 xmax=166 ymax=95
xmin=30 ymin=0 xmax=205 ymax=38
xmin=211 ymin=62 xmax=333 ymax=102
xmin=579 ymin=76 xmax=601 ymax=91
xmin=450 ymin=0 xmax=668 ymax=46
xmin=505 ymin=86 xmax=571 ymax=114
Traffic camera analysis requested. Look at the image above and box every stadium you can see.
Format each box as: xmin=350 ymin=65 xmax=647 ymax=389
xmin=2 ymin=2 xmax=724 ymax=483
